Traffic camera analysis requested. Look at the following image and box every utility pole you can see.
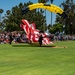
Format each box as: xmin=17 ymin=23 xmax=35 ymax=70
xmin=50 ymin=0 xmax=54 ymax=26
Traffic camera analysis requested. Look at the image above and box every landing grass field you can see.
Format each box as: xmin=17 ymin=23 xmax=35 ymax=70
xmin=0 ymin=41 xmax=75 ymax=75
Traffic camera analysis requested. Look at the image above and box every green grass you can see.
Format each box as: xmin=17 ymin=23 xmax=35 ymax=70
xmin=0 ymin=41 xmax=75 ymax=75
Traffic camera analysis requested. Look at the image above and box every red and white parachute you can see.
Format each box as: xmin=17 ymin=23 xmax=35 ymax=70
xmin=20 ymin=19 xmax=53 ymax=45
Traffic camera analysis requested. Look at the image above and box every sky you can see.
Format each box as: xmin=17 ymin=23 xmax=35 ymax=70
xmin=0 ymin=0 xmax=65 ymax=25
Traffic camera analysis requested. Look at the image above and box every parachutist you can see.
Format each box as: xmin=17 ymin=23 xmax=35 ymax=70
xmin=38 ymin=34 xmax=43 ymax=46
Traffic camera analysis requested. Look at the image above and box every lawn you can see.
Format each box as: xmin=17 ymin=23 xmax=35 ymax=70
xmin=0 ymin=41 xmax=75 ymax=75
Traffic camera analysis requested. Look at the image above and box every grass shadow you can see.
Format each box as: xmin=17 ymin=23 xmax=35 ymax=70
xmin=12 ymin=43 xmax=56 ymax=48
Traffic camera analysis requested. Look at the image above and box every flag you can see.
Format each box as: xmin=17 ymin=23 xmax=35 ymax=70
xmin=20 ymin=19 xmax=53 ymax=45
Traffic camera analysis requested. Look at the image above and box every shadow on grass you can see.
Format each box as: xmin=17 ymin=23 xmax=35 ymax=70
xmin=12 ymin=44 xmax=38 ymax=47
xmin=12 ymin=43 xmax=56 ymax=48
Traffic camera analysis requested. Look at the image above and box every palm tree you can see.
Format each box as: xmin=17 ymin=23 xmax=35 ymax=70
xmin=0 ymin=9 xmax=4 ymax=22
xmin=6 ymin=10 xmax=11 ymax=15
xmin=50 ymin=0 xmax=54 ymax=3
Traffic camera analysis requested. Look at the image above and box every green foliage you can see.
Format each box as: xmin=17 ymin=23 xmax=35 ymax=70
xmin=1 ymin=1 xmax=46 ymax=32
xmin=56 ymin=0 xmax=75 ymax=34
xmin=49 ymin=23 xmax=63 ymax=34
xmin=0 ymin=9 xmax=4 ymax=22
xmin=5 ymin=22 xmax=19 ymax=31
xmin=0 ymin=9 xmax=4 ymax=14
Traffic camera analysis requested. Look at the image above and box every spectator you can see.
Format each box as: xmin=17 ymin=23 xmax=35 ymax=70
xmin=8 ymin=32 xmax=13 ymax=44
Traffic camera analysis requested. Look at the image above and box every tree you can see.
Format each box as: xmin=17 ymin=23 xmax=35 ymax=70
xmin=0 ymin=9 xmax=4 ymax=31
xmin=49 ymin=23 xmax=63 ymax=34
xmin=56 ymin=0 xmax=75 ymax=34
xmin=0 ymin=9 xmax=4 ymax=22
xmin=2 ymin=1 xmax=46 ymax=32
xmin=50 ymin=0 xmax=54 ymax=3
xmin=6 ymin=10 xmax=11 ymax=15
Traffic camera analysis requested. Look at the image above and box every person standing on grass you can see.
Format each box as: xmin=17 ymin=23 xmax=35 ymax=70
xmin=8 ymin=32 xmax=13 ymax=44
xmin=38 ymin=34 xmax=43 ymax=46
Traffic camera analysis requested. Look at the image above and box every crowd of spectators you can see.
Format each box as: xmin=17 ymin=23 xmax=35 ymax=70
xmin=0 ymin=31 xmax=75 ymax=44
xmin=0 ymin=31 xmax=28 ymax=44
xmin=49 ymin=34 xmax=75 ymax=41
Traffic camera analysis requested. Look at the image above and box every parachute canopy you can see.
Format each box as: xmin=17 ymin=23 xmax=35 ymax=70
xmin=22 ymin=3 xmax=67 ymax=18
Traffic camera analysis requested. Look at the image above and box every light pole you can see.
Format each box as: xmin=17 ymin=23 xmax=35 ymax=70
xmin=50 ymin=0 xmax=53 ymax=26
xmin=0 ymin=13 xmax=1 ymax=22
